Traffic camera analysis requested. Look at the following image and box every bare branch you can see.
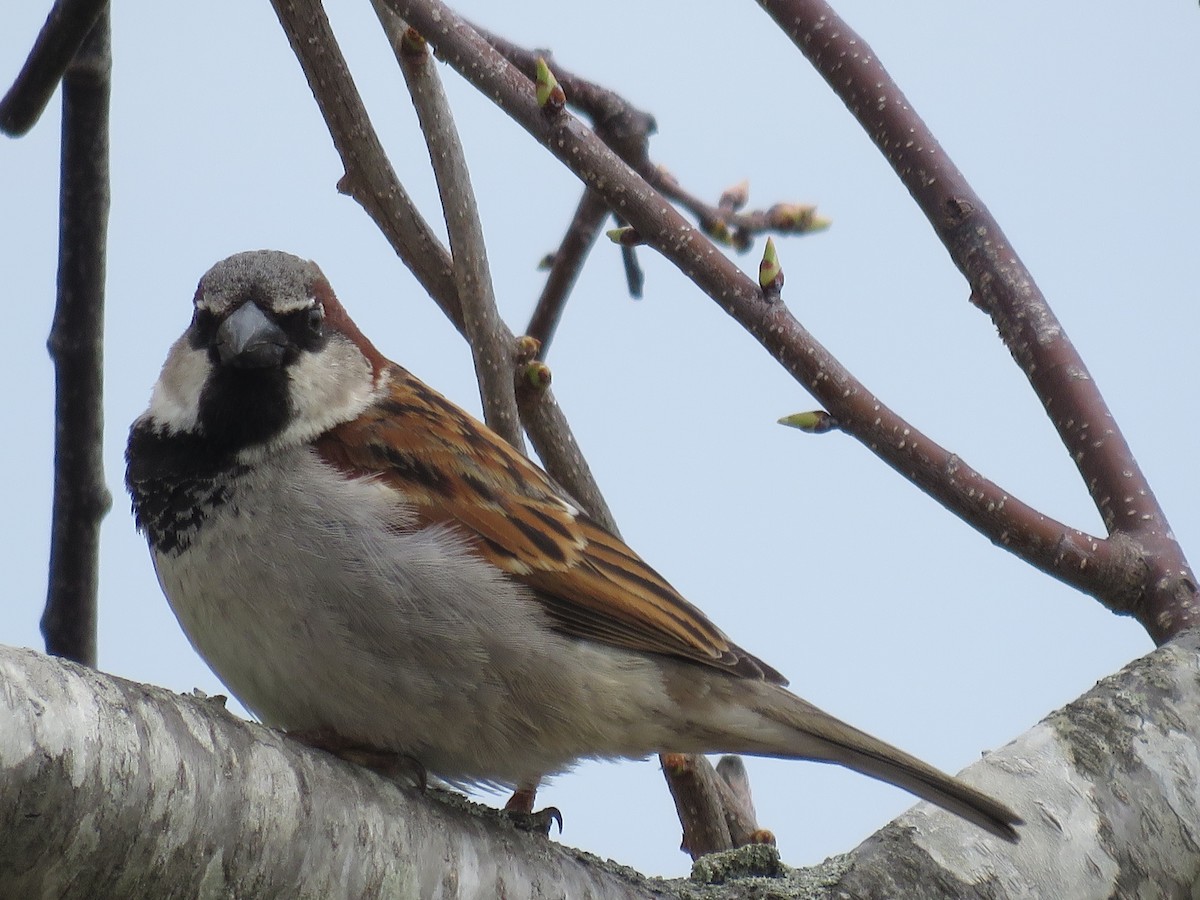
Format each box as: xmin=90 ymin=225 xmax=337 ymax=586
xmin=503 ymin=387 xmax=613 ymax=535
xmin=269 ymin=0 xmax=616 ymax=530
xmin=660 ymin=753 xmax=733 ymax=858
xmin=661 ymin=753 xmax=768 ymax=859
xmin=269 ymin=0 xmax=462 ymax=331
xmin=618 ymin=230 xmax=645 ymax=299
xmin=484 ymin=27 xmax=829 ymax=255
xmin=42 ymin=8 xmax=112 ymax=667
xmin=485 ymin=29 xmax=818 ymax=320
xmin=714 ymin=756 xmax=771 ymax=845
xmin=386 ymin=0 xmax=1192 ymax=643
xmin=525 ymin=189 xmax=609 ymax=356
xmin=480 ymin=34 xmax=658 ymax=306
xmin=375 ymin=7 xmax=525 ymax=450
xmin=646 ymin=169 xmax=829 ymax=253
xmin=0 ymin=0 xmax=108 ymax=136
xmin=754 ymin=0 xmax=1197 ymax=640
xmin=473 ymin=24 xmax=656 ymax=168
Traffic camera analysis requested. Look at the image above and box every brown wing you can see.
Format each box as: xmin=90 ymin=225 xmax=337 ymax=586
xmin=315 ymin=363 xmax=786 ymax=685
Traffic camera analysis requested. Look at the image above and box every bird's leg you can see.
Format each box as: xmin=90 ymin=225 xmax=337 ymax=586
xmin=287 ymin=728 xmax=427 ymax=788
xmin=503 ymin=782 xmax=538 ymax=813
xmin=503 ymin=779 xmax=563 ymax=835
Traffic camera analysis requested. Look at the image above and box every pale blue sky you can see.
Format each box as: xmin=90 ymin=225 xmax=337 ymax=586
xmin=3 ymin=1 xmax=1196 ymax=878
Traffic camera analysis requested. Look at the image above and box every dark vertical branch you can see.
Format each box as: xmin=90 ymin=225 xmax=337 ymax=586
xmin=0 ymin=0 xmax=110 ymax=136
xmin=42 ymin=9 xmax=113 ymax=667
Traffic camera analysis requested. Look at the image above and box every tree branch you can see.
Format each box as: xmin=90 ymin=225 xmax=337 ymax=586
xmin=472 ymin=23 xmax=657 ymax=169
xmin=385 ymin=0 xmax=1192 ymax=643
xmin=661 ymin=753 xmax=769 ymax=857
xmin=269 ymin=0 xmax=462 ymax=332
xmin=41 ymin=7 xmax=112 ymax=667
xmin=269 ymin=0 xmax=616 ymax=532
xmin=645 ymin=169 xmax=829 ymax=252
xmin=376 ymin=7 xmax=525 ymax=450
xmin=482 ymin=26 xmax=824 ymax=314
xmin=753 ymin=0 xmax=1197 ymax=641
xmin=481 ymin=26 xmax=828 ymax=254
xmin=0 ymin=646 xmax=662 ymax=899
xmin=808 ymin=629 xmax=1200 ymax=898
xmin=8 ymin=630 xmax=1200 ymax=896
xmin=524 ymin=188 xmax=609 ymax=356
xmin=0 ymin=0 xmax=108 ymax=136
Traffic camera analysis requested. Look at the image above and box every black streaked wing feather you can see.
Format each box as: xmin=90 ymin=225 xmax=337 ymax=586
xmin=315 ymin=364 xmax=786 ymax=685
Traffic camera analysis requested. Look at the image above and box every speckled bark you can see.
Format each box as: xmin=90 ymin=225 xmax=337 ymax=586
xmin=4 ymin=636 xmax=1200 ymax=898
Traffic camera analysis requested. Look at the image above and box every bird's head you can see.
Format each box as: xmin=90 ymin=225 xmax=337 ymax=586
xmin=144 ymin=250 xmax=388 ymax=458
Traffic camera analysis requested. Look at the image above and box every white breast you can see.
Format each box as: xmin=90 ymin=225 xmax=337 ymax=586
xmin=152 ymin=446 xmax=673 ymax=787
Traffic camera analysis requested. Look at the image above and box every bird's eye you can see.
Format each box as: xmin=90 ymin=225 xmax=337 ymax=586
xmin=282 ymin=304 xmax=325 ymax=350
xmin=306 ymin=306 xmax=324 ymax=338
xmin=189 ymin=309 xmax=218 ymax=348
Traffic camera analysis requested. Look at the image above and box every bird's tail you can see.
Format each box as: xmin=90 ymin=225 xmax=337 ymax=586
xmin=734 ymin=682 xmax=1021 ymax=842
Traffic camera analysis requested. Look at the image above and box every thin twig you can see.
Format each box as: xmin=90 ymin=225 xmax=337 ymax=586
xmin=524 ymin=189 xmax=609 ymax=355
xmin=42 ymin=8 xmax=112 ymax=667
xmin=510 ymin=388 xmax=616 ymax=534
xmin=646 ymin=167 xmax=828 ymax=252
xmin=386 ymin=0 xmax=1191 ymax=644
xmin=0 ymin=0 xmax=109 ymax=136
xmin=619 ymin=242 xmax=644 ymax=300
xmin=376 ymin=7 xmax=525 ymax=451
xmin=481 ymin=25 xmax=826 ymax=253
xmin=478 ymin=28 xmax=658 ymax=311
xmin=482 ymin=27 xmax=818 ymax=314
xmin=754 ymin=0 xmax=1196 ymax=640
xmin=715 ymin=755 xmax=770 ymax=845
xmin=472 ymin=24 xmax=656 ymax=167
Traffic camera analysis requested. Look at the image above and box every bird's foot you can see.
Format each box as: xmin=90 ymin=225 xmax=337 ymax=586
xmin=503 ymin=785 xmax=562 ymax=835
xmin=504 ymin=805 xmax=564 ymax=836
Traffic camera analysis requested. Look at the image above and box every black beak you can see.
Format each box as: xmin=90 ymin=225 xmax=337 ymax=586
xmin=215 ymin=303 xmax=287 ymax=369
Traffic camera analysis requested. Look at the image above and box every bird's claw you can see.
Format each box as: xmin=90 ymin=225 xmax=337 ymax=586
xmin=504 ymin=805 xmax=563 ymax=836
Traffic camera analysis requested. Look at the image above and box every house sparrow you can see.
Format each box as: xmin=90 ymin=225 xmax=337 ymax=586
xmin=126 ymin=250 xmax=1021 ymax=842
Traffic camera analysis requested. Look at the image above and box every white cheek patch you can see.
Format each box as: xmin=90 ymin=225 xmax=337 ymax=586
xmin=145 ymin=337 xmax=210 ymax=434
xmin=141 ymin=329 xmax=381 ymax=459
